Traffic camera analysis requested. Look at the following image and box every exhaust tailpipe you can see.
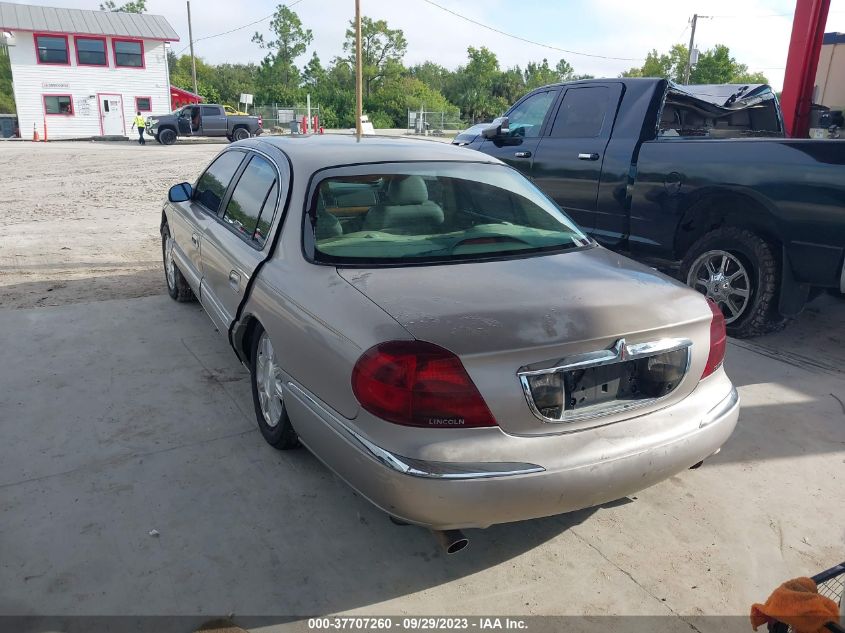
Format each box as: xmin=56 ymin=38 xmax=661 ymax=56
xmin=431 ymin=529 xmax=469 ymax=555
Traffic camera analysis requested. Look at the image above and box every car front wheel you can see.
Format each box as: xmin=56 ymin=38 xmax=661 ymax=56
xmin=159 ymin=128 xmax=177 ymax=145
xmin=250 ymin=326 xmax=300 ymax=450
xmin=681 ymin=227 xmax=789 ymax=338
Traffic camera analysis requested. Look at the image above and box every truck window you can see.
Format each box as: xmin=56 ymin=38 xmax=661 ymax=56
xmin=550 ymin=87 xmax=610 ymax=138
xmin=202 ymin=106 xmax=222 ymax=117
xmin=506 ymin=90 xmax=557 ymax=138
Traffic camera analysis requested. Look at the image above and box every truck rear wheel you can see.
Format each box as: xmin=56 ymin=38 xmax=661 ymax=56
xmin=232 ymin=127 xmax=250 ymax=142
xmin=681 ymin=227 xmax=789 ymax=338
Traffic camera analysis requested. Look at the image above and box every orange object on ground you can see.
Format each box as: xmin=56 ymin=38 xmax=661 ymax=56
xmin=751 ymin=577 xmax=840 ymax=633
xmin=32 ymin=123 xmax=39 ymax=142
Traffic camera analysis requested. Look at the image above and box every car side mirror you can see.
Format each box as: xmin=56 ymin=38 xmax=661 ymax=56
xmin=481 ymin=116 xmax=509 ymax=139
xmin=169 ymin=182 xmax=192 ymax=203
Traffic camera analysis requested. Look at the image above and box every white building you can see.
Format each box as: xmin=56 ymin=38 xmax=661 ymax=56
xmin=0 ymin=1 xmax=179 ymax=139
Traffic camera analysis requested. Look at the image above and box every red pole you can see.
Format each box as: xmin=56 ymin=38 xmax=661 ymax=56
xmin=780 ymin=0 xmax=831 ymax=137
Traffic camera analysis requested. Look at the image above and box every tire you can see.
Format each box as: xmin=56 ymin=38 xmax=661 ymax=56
xmin=681 ymin=227 xmax=789 ymax=338
xmin=232 ymin=127 xmax=250 ymax=142
xmin=250 ymin=325 xmax=300 ymax=450
xmin=161 ymin=224 xmax=195 ymax=302
xmin=154 ymin=134 xmax=162 ymax=144
xmin=159 ymin=128 xmax=177 ymax=145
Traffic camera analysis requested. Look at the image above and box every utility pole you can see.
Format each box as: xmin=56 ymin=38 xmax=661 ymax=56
xmin=187 ymin=1 xmax=199 ymax=98
xmin=355 ymin=0 xmax=363 ymax=137
xmin=684 ymin=14 xmax=710 ymax=83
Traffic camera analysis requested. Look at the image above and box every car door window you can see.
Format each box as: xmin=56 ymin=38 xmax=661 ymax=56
xmin=202 ymin=105 xmax=222 ymax=117
xmin=506 ymin=90 xmax=557 ymax=138
xmin=551 ymin=87 xmax=611 ymax=138
xmin=222 ymin=154 xmax=278 ymax=247
xmin=194 ymin=151 xmax=245 ymax=214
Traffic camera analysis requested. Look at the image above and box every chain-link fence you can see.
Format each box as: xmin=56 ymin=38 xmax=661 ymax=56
xmin=251 ymin=104 xmax=322 ymax=134
xmin=407 ymin=110 xmax=465 ymax=136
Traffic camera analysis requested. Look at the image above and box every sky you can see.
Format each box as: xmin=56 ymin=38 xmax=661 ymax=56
xmin=9 ymin=0 xmax=845 ymax=90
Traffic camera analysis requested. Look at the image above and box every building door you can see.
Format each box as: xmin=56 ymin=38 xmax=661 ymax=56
xmin=99 ymin=94 xmax=124 ymax=136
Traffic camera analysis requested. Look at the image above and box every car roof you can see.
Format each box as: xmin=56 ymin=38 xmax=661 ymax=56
xmin=240 ymin=134 xmax=503 ymax=175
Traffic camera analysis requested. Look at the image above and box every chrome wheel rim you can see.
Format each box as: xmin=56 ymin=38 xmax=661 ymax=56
xmin=164 ymin=235 xmax=176 ymax=289
xmin=687 ymin=250 xmax=751 ymax=324
xmin=256 ymin=331 xmax=284 ymax=427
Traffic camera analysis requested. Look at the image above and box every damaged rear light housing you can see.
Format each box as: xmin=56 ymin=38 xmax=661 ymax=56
xmin=702 ymin=298 xmax=727 ymax=379
xmin=352 ymin=340 xmax=498 ymax=428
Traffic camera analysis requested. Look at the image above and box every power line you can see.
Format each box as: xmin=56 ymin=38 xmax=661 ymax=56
xmin=174 ymin=0 xmax=305 ymax=56
xmin=419 ymin=0 xmax=645 ymax=62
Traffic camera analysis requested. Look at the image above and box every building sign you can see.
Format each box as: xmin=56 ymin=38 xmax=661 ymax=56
xmin=42 ymin=82 xmax=70 ymax=89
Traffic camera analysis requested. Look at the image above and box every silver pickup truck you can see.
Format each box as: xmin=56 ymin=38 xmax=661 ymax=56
xmin=147 ymin=104 xmax=263 ymax=145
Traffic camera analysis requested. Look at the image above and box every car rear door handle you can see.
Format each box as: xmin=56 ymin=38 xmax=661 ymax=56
xmin=578 ymin=153 xmax=600 ymax=161
xmin=228 ymin=270 xmax=241 ymax=292
xmin=514 ymin=151 xmax=532 ymax=158
xmin=191 ymin=233 xmax=199 ymax=247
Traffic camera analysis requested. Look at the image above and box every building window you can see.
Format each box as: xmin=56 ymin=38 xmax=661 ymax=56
xmin=135 ymin=97 xmax=152 ymax=112
xmin=75 ymin=36 xmax=108 ymax=66
xmin=35 ymin=34 xmax=69 ymax=65
xmin=113 ymin=39 xmax=144 ymax=68
xmin=44 ymin=95 xmax=74 ymax=115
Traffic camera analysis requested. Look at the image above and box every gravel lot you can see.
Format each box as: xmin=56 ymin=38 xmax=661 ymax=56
xmin=1 ymin=141 xmax=843 ymax=628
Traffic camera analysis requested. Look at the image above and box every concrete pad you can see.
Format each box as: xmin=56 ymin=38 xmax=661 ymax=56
xmin=1 ymin=294 xmax=844 ymax=629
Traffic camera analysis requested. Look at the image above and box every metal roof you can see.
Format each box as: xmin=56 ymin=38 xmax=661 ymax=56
xmin=0 ymin=2 xmax=179 ymax=41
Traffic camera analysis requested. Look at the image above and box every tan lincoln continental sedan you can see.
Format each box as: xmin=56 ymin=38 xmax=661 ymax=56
xmin=161 ymin=135 xmax=739 ymax=553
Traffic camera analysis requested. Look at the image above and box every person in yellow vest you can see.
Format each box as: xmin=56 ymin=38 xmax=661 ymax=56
xmin=131 ymin=111 xmax=147 ymax=145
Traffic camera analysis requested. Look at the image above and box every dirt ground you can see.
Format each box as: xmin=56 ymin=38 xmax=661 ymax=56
xmin=0 ymin=141 xmax=224 ymax=309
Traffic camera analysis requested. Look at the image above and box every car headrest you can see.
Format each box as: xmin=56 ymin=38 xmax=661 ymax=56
xmin=387 ymin=176 xmax=428 ymax=205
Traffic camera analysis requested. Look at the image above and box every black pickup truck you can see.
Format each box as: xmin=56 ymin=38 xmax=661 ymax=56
xmin=456 ymin=78 xmax=845 ymax=337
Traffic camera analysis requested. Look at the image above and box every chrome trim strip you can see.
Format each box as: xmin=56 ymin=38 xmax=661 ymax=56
xmin=286 ymin=382 xmax=545 ymax=480
xmin=517 ymin=337 xmax=693 ymax=424
xmin=699 ymin=387 xmax=739 ymax=428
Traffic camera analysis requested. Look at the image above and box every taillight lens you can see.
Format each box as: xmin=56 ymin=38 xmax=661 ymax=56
xmin=258 ymin=115 xmax=263 ymax=127
xmin=702 ymin=298 xmax=727 ymax=379
xmin=351 ymin=340 xmax=497 ymax=428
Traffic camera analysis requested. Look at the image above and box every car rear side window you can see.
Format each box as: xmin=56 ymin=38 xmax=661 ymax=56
xmin=195 ymin=151 xmax=245 ymax=214
xmin=550 ymin=87 xmax=610 ymax=138
xmin=222 ymin=155 xmax=278 ymax=247
xmin=202 ymin=105 xmax=222 ymax=117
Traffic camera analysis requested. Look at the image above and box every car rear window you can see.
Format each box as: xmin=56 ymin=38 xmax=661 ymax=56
xmin=222 ymin=155 xmax=278 ymax=247
xmin=308 ymin=162 xmax=590 ymax=266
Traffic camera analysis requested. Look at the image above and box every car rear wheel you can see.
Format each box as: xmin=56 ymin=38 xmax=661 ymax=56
xmin=232 ymin=127 xmax=250 ymax=142
xmin=250 ymin=326 xmax=300 ymax=450
xmin=681 ymin=226 xmax=789 ymax=338
xmin=159 ymin=128 xmax=177 ymax=145
xmin=161 ymin=224 xmax=195 ymax=302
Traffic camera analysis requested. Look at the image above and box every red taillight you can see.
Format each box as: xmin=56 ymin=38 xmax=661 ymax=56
xmin=258 ymin=115 xmax=263 ymax=128
xmin=702 ymin=298 xmax=727 ymax=379
xmin=351 ymin=340 xmax=497 ymax=428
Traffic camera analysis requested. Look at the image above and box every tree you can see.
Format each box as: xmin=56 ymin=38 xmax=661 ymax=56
xmin=343 ymin=16 xmax=407 ymax=98
xmin=252 ymin=5 xmax=313 ymax=93
xmin=0 ymin=49 xmax=15 ymax=114
xmin=621 ymin=43 xmax=767 ymax=85
xmin=99 ymin=0 xmax=146 ymax=12
xmin=302 ymin=52 xmax=326 ymax=88
xmin=446 ymin=46 xmax=507 ymax=123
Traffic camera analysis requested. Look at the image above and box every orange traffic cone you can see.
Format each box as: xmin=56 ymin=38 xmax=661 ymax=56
xmin=32 ymin=123 xmax=40 ymax=142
